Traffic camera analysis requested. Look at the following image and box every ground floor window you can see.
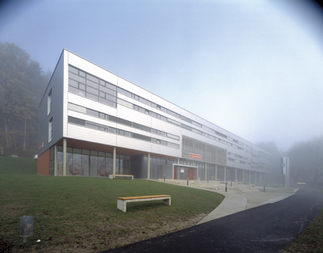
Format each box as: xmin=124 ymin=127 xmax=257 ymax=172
xmin=51 ymin=146 xmax=130 ymax=177
xmin=47 ymin=145 xmax=267 ymax=183
xmin=150 ymin=156 xmax=177 ymax=180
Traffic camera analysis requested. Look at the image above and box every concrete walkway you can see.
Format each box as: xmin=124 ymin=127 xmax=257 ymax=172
xmin=153 ymin=179 xmax=297 ymax=224
xmin=105 ymin=186 xmax=322 ymax=253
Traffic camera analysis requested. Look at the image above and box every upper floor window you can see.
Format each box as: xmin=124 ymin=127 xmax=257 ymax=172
xmin=48 ymin=117 xmax=53 ymax=143
xmin=47 ymin=89 xmax=52 ymax=115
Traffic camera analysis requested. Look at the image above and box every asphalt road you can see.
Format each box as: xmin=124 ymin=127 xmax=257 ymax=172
xmin=104 ymin=186 xmax=323 ymax=253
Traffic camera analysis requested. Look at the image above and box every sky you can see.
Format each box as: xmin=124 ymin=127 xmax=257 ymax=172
xmin=1 ymin=0 xmax=323 ymax=151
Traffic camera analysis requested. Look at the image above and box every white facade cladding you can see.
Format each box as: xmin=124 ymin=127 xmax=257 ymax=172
xmin=38 ymin=49 xmax=272 ymax=182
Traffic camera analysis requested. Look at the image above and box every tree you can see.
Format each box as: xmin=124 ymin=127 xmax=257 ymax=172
xmin=288 ymin=136 xmax=323 ymax=183
xmin=0 ymin=42 xmax=48 ymax=154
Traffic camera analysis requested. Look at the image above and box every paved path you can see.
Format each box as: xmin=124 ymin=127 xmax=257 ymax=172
xmin=104 ymin=185 xmax=323 ymax=253
xmin=155 ymin=179 xmax=298 ymax=223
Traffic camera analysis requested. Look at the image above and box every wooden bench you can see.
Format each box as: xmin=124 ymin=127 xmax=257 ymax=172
xmin=109 ymin=174 xmax=134 ymax=180
xmin=117 ymin=195 xmax=171 ymax=212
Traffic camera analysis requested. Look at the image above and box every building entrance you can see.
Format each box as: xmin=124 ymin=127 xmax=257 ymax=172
xmin=173 ymin=165 xmax=197 ymax=180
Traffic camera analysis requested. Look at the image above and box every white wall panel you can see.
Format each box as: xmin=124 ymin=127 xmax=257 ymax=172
xmin=150 ymin=119 xmax=181 ymax=136
xmin=68 ymin=124 xmax=117 ymax=146
xmin=116 ymin=135 xmax=152 ymax=152
xmin=67 ymin=110 xmax=117 ymax=129
xmin=63 ymin=50 xmax=69 ymax=137
xmin=150 ymin=144 xmax=181 ymax=157
xmin=117 ymin=107 xmax=152 ymax=126
xmin=68 ymin=93 xmax=117 ymax=116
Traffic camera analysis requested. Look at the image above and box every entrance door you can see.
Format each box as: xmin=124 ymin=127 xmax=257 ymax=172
xmin=174 ymin=167 xmax=177 ymax=179
xmin=188 ymin=169 xmax=194 ymax=180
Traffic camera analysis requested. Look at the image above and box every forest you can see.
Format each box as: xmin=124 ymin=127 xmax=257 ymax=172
xmin=288 ymin=136 xmax=323 ymax=184
xmin=258 ymin=138 xmax=323 ymax=185
xmin=0 ymin=42 xmax=322 ymax=184
xmin=0 ymin=42 xmax=49 ymax=158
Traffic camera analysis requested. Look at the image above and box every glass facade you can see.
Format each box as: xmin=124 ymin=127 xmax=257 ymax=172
xmin=150 ymin=156 xmax=177 ymax=180
xmin=47 ymin=144 xmax=265 ymax=183
xmin=52 ymin=146 xmax=130 ymax=177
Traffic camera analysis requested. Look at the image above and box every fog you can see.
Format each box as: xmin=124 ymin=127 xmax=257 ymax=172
xmin=0 ymin=0 xmax=323 ymax=151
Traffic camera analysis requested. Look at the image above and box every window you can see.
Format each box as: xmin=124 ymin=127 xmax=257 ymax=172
xmin=86 ymin=108 xmax=99 ymax=118
xmin=47 ymin=89 xmax=52 ymax=115
xmin=48 ymin=117 xmax=53 ymax=143
xmin=117 ymin=98 xmax=133 ymax=109
xmin=68 ymin=116 xmax=86 ymax=126
xmin=117 ymin=88 xmax=131 ymax=97
xmin=68 ymin=65 xmax=117 ymax=108
xmin=133 ymin=122 xmax=151 ymax=132
xmin=109 ymin=127 xmax=116 ymax=134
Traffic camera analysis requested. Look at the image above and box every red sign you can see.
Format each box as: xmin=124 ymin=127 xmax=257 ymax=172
xmin=189 ymin=153 xmax=201 ymax=160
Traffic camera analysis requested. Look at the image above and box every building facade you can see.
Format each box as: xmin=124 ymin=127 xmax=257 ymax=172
xmin=38 ymin=49 xmax=272 ymax=183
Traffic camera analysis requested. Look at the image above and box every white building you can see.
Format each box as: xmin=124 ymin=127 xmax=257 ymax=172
xmin=37 ymin=49 xmax=272 ymax=183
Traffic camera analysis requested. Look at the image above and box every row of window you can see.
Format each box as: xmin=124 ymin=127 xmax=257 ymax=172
xmin=69 ymin=65 xmax=117 ymax=108
xmin=227 ymin=153 xmax=270 ymax=171
xmin=227 ymin=157 xmax=270 ymax=173
xmin=68 ymin=103 xmax=180 ymax=141
xmin=68 ymin=65 xmax=270 ymax=160
xmin=118 ymin=88 xmax=193 ymax=123
xmin=69 ymin=64 xmax=251 ymax=150
xmin=118 ymin=87 xmax=252 ymax=149
xmin=68 ymin=116 xmax=180 ymax=149
xmin=228 ymin=152 xmax=252 ymax=162
xmin=228 ymin=157 xmax=251 ymax=165
xmin=117 ymin=96 xmax=256 ymax=155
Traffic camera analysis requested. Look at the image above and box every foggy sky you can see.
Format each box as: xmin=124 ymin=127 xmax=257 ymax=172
xmin=1 ymin=0 xmax=323 ymax=151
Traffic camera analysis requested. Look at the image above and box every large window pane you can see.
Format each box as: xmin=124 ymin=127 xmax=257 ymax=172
xmin=82 ymin=154 xmax=89 ymax=177
xmin=106 ymin=82 xmax=116 ymax=91
xmin=86 ymin=93 xmax=99 ymax=101
xmin=87 ymin=74 xmax=99 ymax=83
xmin=68 ymin=153 xmax=82 ymax=176
xmin=100 ymin=86 xmax=116 ymax=96
xmin=66 ymin=152 xmax=73 ymax=176
xmin=90 ymin=155 xmax=98 ymax=177
xmin=69 ymin=72 xmax=85 ymax=84
xmin=69 ymin=65 xmax=78 ymax=74
xmin=69 ymin=78 xmax=78 ymax=88
xmin=87 ymin=79 xmax=99 ymax=89
xmin=98 ymin=156 xmax=108 ymax=177
xmin=57 ymin=151 xmax=63 ymax=176
xmin=87 ymin=86 xmax=99 ymax=96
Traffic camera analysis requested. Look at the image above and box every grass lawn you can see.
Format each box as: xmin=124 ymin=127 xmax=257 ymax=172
xmin=284 ymin=191 xmax=323 ymax=253
xmin=0 ymin=156 xmax=224 ymax=252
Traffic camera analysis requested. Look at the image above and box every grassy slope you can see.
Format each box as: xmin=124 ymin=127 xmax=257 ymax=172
xmin=0 ymin=156 xmax=224 ymax=252
xmin=284 ymin=193 xmax=323 ymax=253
